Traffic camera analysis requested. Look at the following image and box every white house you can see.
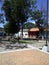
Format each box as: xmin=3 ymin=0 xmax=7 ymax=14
xmin=18 ymin=29 xmax=29 ymax=38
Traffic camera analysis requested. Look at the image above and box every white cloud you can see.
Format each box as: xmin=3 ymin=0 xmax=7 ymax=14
xmin=27 ymin=20 xmax=35 ymax=24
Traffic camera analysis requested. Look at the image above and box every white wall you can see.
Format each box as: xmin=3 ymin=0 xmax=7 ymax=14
xmin=18 ymin=31 xmax=28 ymax=38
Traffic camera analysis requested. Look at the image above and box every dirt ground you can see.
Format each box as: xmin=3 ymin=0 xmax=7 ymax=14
xmin=0 ymin=49 xmax=49 ymax=65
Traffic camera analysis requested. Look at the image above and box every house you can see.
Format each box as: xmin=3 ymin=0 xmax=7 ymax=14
xmin=15 ymin=28 xmax=49 ymax=39
xmin=18 ymin=28 xmax=39 ymax=39
xmin=28 ymin=28 xmax=39 ymax=39
xmin=28 ymin=28 xmax=49 ymax=39
xmin=18 ymin=29 xmax=29 ymax=38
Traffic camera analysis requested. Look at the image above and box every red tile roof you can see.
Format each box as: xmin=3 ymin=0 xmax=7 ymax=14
xmin=29 ymin=28 xmax=39 ymax=32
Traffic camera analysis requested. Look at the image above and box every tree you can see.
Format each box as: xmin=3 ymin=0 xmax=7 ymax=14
xmin=23 ymin=22 xmax=36 ymax=29
xmin=0 ymin=13 xmax=4 ymax=42
xmin=2 ymin=0 xmax=37 ymax=38
xmin=4 ymin=22 xmax=20 ymax=35
xmin=0 ymin=13 xmax=4 ymax=23
xmin=31 ymin=10 xmax=45 ymax=38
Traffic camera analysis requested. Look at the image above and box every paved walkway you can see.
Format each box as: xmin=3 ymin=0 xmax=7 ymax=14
xmin=0 ymin=49 xmax=49 ymax=65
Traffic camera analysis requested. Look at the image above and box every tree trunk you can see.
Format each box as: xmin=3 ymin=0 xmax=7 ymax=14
xmin=21 ymin=23 xmax=23 ymax=39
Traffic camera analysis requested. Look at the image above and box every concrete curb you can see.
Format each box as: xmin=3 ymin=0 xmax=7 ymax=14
xmin=0 ymin=45 xmax=49 ymax=54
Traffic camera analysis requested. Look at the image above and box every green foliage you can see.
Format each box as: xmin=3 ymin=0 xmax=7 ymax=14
xmin=19 ymin=40 xmax=34 ymax=44
xmin=2 ymin=0 xmax=27 ymax=22
xmin=2 ymin=0 xmax=37 ymax=23
xmin=10 ymin=38 xmax=17 ymax=43
xmin=31 ymin=10 xmax=42 ymax=20
xmin=23 ymin=22 xmax=36 ymax=29
xmin=31 ymin=10 xmax=45 ymax=29
xmin=2 ymin=0 xmax=37 ymax=36
xmin=4 ymin=22 xmax=20 ymax=35
xmin=19 ymin=40 xmax=28 ymax=43
xmin=0 ymin=14 xmax=4 ymax=23
xmin=30 ymin=10 xmax=45 ymax=37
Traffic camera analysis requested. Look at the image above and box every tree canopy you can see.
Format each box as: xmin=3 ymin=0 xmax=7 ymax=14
xmin=31 ymin=10 xmax=45 ymax=37
xmin=2 ymin=0 xmax=37 ymax=35
xmin=2 ymin=0 xmax=36 ymax=22
xmin=31 ymin=10 xmax=45 ymax=29
xmin=0 ymin=13 xmax=4 ymax=24
xmin=23 ymin=22 xmax=36 ymax=29
xmin=4 ymin=22 xmax=20 ymax=35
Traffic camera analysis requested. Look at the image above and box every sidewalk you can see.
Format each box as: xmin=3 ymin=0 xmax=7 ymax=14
xmin=0 ymin=48 xmax=49 ymax=65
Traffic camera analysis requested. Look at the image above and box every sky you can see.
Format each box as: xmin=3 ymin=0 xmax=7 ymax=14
xmin=0 ymin=0 xmax=49 ymax=27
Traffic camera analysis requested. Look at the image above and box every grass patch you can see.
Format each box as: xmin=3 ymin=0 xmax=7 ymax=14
xmin=10 ymin=38 xmax=38 ymax=44
xmin=19 ymin=40 xmax=34 ymax=44
xmin=19 ymin=40 xmax=29 ymax=43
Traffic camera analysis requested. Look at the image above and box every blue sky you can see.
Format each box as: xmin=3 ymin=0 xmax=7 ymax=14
xmin=0 ymin=0 xmax=49 ymax=27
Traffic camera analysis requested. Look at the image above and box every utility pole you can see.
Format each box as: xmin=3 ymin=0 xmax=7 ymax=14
xmin=45 ymin=0 xmax=48 ymax=46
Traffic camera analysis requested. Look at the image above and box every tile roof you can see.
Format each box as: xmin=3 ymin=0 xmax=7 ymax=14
xmin=29 ymin=28 xmax=39 ymax=32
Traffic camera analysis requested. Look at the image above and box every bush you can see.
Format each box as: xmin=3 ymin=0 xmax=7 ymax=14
xmin=10 ymin=38 xmax=17 ymax=43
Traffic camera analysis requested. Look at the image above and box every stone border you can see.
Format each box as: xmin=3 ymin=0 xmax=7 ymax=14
xmin=28 ymin=45 xmax=49 ymax=54
xmin=0 ymin=45 xmax=49 ymax=54
xmin=0 ymin=48 xmax=32 ymax=54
